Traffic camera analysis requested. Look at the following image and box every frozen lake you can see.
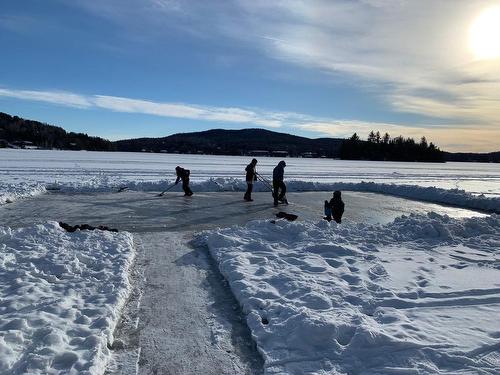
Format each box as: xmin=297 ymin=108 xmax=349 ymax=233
xmin=1 ymin=149 xmax=499 ymax=196
xmin=1 ymin=149 xmax=499 ymax=374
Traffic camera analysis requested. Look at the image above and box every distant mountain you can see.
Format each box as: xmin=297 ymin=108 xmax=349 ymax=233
xmin=0 ymin=112 xmax=115 ymax=151
xmin=114 ymin=128 xmax=343 ymax=157
xmin=444 ymin=151 xmax=500 ymax=163
xmin=1 ymin=111 xmax=498 ymax=162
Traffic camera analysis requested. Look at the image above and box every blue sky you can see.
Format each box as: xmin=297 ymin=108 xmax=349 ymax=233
xmin=1 ymin=0 xmax=499 ymax=152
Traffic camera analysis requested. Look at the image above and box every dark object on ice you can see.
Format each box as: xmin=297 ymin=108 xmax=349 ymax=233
xmin=175 ymin=166 xmax=193 ymax=196
xmin=272 ymin=161 xmax=287 ymax=206
xmin=261 ymin=317 xmax=269 ymax=325
xmin=59 ymin=222 xmax=119 ymax=233
xmin=117 ymin=186 xmax=128 ymax=192
xmin=324 ymin=190 xmax=345 ymax=223
xmin=275 ymin=211 xmax=298 ymax=221
xmin=244 ymin=158 xmax=258 ymax=201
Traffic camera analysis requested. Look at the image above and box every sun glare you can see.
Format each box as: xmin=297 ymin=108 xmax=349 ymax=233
xmin=469 ymin=6 xmax=500 ymax=60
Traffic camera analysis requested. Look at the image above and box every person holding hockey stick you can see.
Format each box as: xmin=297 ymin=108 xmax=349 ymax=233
xmin=244 ymin=158 xmax=258 ymax=201
xmin=175 ymin=166 xmax=193 ymax=196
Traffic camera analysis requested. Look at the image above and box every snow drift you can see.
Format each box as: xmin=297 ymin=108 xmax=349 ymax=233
xmin=201 ymin=213 xmax=500 ymax=374
xmin=0 ymin=183 xmax=46 ymax=205
xmin=2 ymin=178 xmax=499 ymax=213
xmin=0 ymin=222 xmax=135 ymax=374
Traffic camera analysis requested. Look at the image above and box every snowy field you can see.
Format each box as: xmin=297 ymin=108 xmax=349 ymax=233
xmin=1 ymin=149 xmax=499 ymax=374
xmin=202 ymin=214 xmax=500 ymax=374
xmin=0 ymin=222 xmax=135 ymax=374
xmin=1 ymin=149 xmax=499 ymax=211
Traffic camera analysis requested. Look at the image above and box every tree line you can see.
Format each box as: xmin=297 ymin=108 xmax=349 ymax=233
xmin=340 ymin=131 xmax=444 ymax=162
xmin=0 ymin=112 xmax=115 ymax=151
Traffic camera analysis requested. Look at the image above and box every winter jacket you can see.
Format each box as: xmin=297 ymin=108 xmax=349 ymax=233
xmin=273 ymin=161 xmax=286 ymax=182
xmin=245 ymin=163 xmax=257 ymax=182
xmin=175 ymin=168 xmax=190 ymax=184
xmin=329 ymin=197 xmax=345 ymax=223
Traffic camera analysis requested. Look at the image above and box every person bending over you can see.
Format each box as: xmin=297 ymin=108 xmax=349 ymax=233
xmin=244 ymin=158 xmax=258 ymax=201
xmin=272 ymin=160 xmax=287 ymax=206
xmin=175 ymin=166 xmax=193 ymax=196
xmin=324 ymin=190 xmax=344 ymax=223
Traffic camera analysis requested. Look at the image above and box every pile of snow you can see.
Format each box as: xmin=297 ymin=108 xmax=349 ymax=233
xmin=2 ymin=149 xmax=499 ymax=208
xmin=201 ymin=214 xmax=500 ymax=374
xmin=0 ymin=222 xmax=135 ymax=374
xmin=0 ymin=183 xmax=46 ymax=205
xmin=287 ymin=180 xmax=500 ymax=214
xmin=3 ymin=178 xmax=498 ymax=214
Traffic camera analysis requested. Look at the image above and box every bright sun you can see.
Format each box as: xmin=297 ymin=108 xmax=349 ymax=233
xmin=469 ymin=6 xmax=500 ymax=60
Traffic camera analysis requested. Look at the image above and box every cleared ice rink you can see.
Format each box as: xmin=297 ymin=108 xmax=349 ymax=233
xmin=0 ymin=190 xmax=489 ymax=374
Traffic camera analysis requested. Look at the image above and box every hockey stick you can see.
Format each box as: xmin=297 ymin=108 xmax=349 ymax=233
xmin=157 ymin=183 xmax=177 ymax=197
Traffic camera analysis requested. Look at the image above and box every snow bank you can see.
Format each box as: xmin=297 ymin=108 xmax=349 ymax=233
xmin=0 ymin=222 xmax=135 ymax=374
xmin=0 ymin=183 xmax=46 ymax=205
xmin=285 ymin=180 xmax=500 ymax=214
xmin=201 ymin=214 xmax=500 ymax=374
xmin=3 ymin=178 xmax=498 ymax=213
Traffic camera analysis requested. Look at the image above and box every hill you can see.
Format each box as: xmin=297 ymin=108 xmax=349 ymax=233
xmin=0 ymin=112 xmax=115 ymax=151
xmin=444 ymin=151 xmax=500 ymax=163
xmin=1 ymin=111 xmax=497 ymax=162
xmin=114 ymin=129 xmax=343 ymax=157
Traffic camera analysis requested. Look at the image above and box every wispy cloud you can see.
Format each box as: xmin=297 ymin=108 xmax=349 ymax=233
xmin=0 ymin=86 xmax=284 ymax=127
xmin=296 ymin=121 xmax=500 ymax=152
xmin=58 ymin=2 xmax=500 ymax=133
xmin=231 ymin=1 xmax=500 ymax=124
xmin=3 ymin=85 xmax=498 ymax=151
xmin=104 ymin=1 xmax=499 ymax=128
xmin=0 ymin=88 xmax=92 ymax=108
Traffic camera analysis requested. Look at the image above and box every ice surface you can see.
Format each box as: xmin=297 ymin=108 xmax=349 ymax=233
xmin=0 ymin=150 xmax=500 ymax=213
xmin=1 ymin=149 xmax=499 ymax=374
xmin=1 ymin=150 xmax=499 ymax=194
xmin=201 ymin=213 xmax=500 ymax=374
xmin=0 ymin=222 xmax=135 ymax=374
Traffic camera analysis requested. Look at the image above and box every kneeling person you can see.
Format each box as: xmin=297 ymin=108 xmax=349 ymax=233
xmin=324 ymin=190 xmax=344 ymax=223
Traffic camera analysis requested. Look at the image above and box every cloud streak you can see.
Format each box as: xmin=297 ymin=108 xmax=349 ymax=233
xmin=0 ymin=87 xmax=283 ymax=128
xmin=113 ymin=1 xmax=500 ymax=127
xmin=44 ymin=0 xmax=500 ymax=151
xmin=3 ymin=85 xmax=499 ymax=151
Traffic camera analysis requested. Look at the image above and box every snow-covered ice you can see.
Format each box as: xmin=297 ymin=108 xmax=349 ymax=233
xmin=2 ymin=149 xmax=500 ymax=374
xmin=202 ymin=213 xmax=500 ymax=374
xmin=0 ymin=183 xmax=46 ymax=205
xmin=0 ymin=222 xmax=135 ymax=374
xmin=1 ymin=150 xmax=499 ymax=213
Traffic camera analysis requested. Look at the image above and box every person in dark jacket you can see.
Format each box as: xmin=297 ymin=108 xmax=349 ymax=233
xmin=324 ymin=190 xmax=344 ymax=223
xmin=244 ymin=158 xmax=258 ymax=201
xmin=175 ymin=166 xmax=193 ymax=196
xmin=272 ymin=160 xmax=287 ymax=206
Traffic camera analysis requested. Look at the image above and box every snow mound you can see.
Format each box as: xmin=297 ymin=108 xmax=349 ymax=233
xmin=201 ymin=214 xmax=500 ymax=374
xmin=2 ymin=178 xmax=499 ymax=213
xmin=0 ymin=183 xmax=46 ymax=205
xmin=0 ymin=222 xmax=135 ymax=374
